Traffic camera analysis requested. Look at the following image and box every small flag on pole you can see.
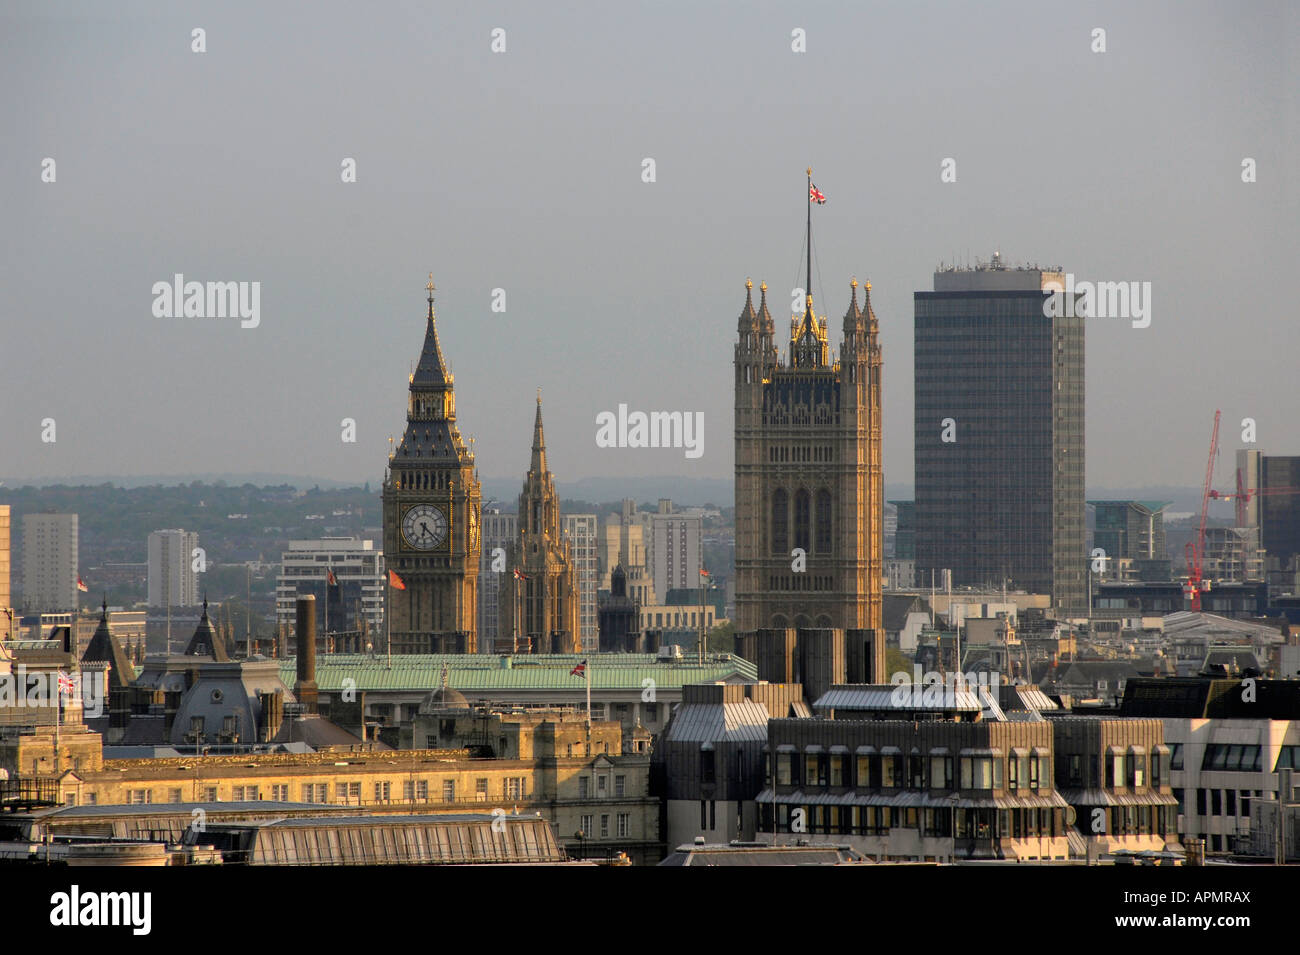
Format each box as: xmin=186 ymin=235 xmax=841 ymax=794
xmin=513 ymin=568 xmax=529 ymax=580
xmin=57 ymin=671 xmax=75 ymax=695
xmin=809 ymin=183 xmax=826 ymax=204
xmin=388 ymin=569 xmax=406 ymax=590
xmin=699 ymin=569 xmax=710 ymax=577
xmin=327 ymin=568 xmax=338 ymax=587
xmin=570 ymin=659 xmax=586 ymax=678
xmin=76 ymin=577 xmax=89 ymax=593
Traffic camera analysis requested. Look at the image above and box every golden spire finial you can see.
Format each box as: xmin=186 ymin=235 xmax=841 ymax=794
xmin=851 ymin=276 xmax=858 ymax=288
xmin=807 ymin=166 xmax=812 ymax=176
xmin=426 ymin=273 xmax=435 ymax=296
xmin=746 ymin=278 xmax=753 ymax=290
xmin=865 ymin=280 xmax=872 ymax=291
xmin=760 ymin=281 xmax=767 ymax=293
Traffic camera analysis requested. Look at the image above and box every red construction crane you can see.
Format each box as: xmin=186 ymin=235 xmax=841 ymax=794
xmin=1184 ymin=410 xmax=1220 ymax=611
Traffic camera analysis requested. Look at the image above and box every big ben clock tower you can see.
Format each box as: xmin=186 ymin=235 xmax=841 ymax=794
xmin=381 ymin=276 xmax=482 ymax=653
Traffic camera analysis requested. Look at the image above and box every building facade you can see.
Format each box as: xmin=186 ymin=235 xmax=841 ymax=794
xmin=381 ymin=280 xmax=482 ymax=652
xmin=642 ymin=500 xmax=702 ymax=603
xmin=563 ymin=514 xmax=599 ymax=652
xmin=914 ymin=259 xmax=1085 ymax=611
xmin=21 ymin=513 xmax=78 ymax=613
xmin=147 ymin=529 xmax=199 ymax=609
xmin=478 ymin=508 xmax=518 ymax=651
xmin=275 ymin=537 xmax=385 ymax=647
xmin=733 ymin=273 xmax=883 ymax=634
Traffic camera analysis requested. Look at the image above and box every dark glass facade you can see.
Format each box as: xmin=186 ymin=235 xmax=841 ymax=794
xmin=914 ymin=285 xmax=1085 ymax=610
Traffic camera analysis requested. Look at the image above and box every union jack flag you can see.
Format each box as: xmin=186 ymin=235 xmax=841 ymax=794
xmin=809 ymin=183 xmax=826 ymax=204
xmin=57 ymin=671 xmax=75 ymax=695
xmin=570 ymin=660 xmax=586 ymax=678
xmin=513 ymin=568 xmax=529 ymax=580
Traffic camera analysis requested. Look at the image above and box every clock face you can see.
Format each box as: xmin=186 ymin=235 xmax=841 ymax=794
xmin=402 ymin=504 xmax=447 ymax=550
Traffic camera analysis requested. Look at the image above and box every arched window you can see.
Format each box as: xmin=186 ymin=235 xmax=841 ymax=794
xmin=815 ymin=489 xmax=832 ymax=553
xmin=794 ymin=490 xmax=811 ymax=552
xmin=772 ymin=489 xmax=789 ymax=555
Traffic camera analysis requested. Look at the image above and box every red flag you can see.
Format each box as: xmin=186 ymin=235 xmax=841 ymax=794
xmin=699 ymin=569 xmax=710 ymax=577
xmin=327 ymin=568 xmax=338 ymax=587
xmin=76 ymin=577 xmax=89 ymax=593
xmin=809 ymin=183 xmax=826 ymax=204
xmin=388 ymin=569 xmax=406 ymax=590
xmin=513 ymin=568 xmax=529 ymax=580
xmin=570 ymin=660 xmax=586 ymax=678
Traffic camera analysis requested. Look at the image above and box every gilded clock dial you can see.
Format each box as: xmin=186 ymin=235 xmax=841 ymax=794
xmin=402 ymin=503 xmax=447 ymax=550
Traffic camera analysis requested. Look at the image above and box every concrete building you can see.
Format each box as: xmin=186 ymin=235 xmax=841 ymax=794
xmin=563 ymin=514 xmax=599 ymax=652
xmin=478 ymin=508 xmax=518 ymax=650
xmin=147 ymin=528 xmax=199 ymax=610
xmin=599 ymin=500 xmax=655 ymax=603
xmin=21 ymin=513 xmax=78 ymax=613
xmin=914 ymin=257 xmax=1085 ymax=611
xmin=1120 ymin=677 xmax=1300 ymax=854
xmin=642 ymin=499 xmax=703 ymax=605
xmin=0 ymin=505 xmax=10 ymax=632
xmin=1090 ymin=500 xmax=1171 ymax=582
xmin=653 ymin=682 xmax=809 ymax=849
xmin=275 ymin=537 xmax=385 ymax=648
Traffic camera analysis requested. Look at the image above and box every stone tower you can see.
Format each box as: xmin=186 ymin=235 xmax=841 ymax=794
xmin=733 ymin=185 xmax=884 ymax=634
xmin=501 ymin=396 xmax=581 ymax=653
xmin=381 ymin=277 xmax=482 ymax=652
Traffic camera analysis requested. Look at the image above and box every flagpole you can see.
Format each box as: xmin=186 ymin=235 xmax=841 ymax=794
xmin=586 ymin=656 xmax=591 ymax=731
xmin=806 ymin=165 xmax=812 ymax=311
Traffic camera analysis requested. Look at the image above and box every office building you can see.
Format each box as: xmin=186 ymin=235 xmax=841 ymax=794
xmin=21 ymin=513 xmax=78 ymax=613
xmin=914 ymin=255 xmax=1085 ymax=611
xmin=147 ymin=529 xmax=199 ymax=609
xmin=275 ymin=538 xmax=385 ymax=646
xmin=642 ymin=500 xmax=703 ymax=604
xmin=563 ymin=513 xmax=599 ymax=652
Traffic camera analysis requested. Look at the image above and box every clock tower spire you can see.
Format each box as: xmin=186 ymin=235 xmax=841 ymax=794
xmin=381 ymin=276 xmax=482 ymax=653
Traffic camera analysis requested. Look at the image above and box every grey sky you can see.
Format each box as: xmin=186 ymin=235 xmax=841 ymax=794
xmin=1 ymin=1 xmax=1295 ymax=493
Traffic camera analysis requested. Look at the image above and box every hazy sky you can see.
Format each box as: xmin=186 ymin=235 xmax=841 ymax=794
xmin=2 ymin=1 xmax=1295 ymax=491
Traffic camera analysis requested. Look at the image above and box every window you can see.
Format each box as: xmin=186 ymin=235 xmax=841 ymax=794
xmin=374 ymin=781 xmax=391 ymax=803
xmin=1130 ymin=751 xmax=1145 ymax=789
xmin=506 ymin=777 xmax=524 ymax=799
xmin=830 ymin=756 xmax=844 ymax=787
xmin=476 ymin=778 xmax=489 ymax=801
xmin=168 ymin=789 xmax=183 ymax=804
xmin=1169 ymin=743 xmax=1184 ymax=770
xmin=578 ymin=776 xmax=590 ymax=799
xmin=772 ymin=490 xmax=789 ymax=554
xmin=1068 ymin=754 xmax=1082 ymax=786
xmin=597 ymin=774 xmax=608 ymax=796
xmin=815 ymin=489 xmax=832 ymax=553
xmin=416 ymin=780 xmax=429 ymax=801
xmin=128 ymin=789 xmax=152 ymax=805
xmin=856 ymin=755 xmax=871 ymax=788
xmin=615 ymin=775 xmax=626 ymax=797
xmin=580 ymin=814 xmax=593 ymax=836
xmin=201 ymin=786 xmax=218 ymax=802
xmin=234 ymin=786 xmax=261 ymax=802
xmin=777 ymin=753 xmax=794 ymax=786
xmin=617 ymin=813 xmax=630 ymax=838
xmin=272 ymin=784 xmax=288 ymax=802
xmin=882 ymin=755 xmax=898 ymax=788
xmin=443 ymin=780 xmax=455 ymax=802
xmin=600 ymin=814 xmax=610 ymax=838
xmin=909 ymin=755 xmax=924 ymax=788
xmin=1196 ymin=788 xmax=1207 ymax=815
xmin=794 ymin=490 xmax=810 ymax=552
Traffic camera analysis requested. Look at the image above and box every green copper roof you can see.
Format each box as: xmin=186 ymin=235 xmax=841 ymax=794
xmin=276 ymin=653 xmax=757 ymax=693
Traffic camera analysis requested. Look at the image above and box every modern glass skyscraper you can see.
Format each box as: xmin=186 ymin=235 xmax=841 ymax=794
xmin=914 ymin=257 xmax=1085 ymax=611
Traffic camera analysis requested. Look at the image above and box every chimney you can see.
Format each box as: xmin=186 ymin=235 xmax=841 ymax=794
xmin=294 ymin=595 xmax=318 ymax=713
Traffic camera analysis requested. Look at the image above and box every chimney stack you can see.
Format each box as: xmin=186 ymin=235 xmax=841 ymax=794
xmin=294 ymin=595 xmax=318 ymax=713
